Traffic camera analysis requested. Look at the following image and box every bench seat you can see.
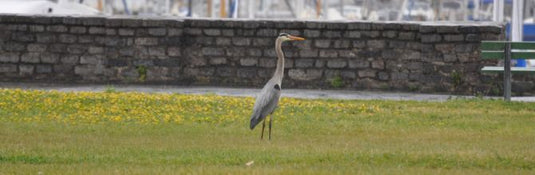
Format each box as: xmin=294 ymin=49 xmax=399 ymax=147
xmin=481 ymin=66 xmax=535 ymax=73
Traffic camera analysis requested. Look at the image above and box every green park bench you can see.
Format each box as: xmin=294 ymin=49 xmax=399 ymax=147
xmin=481 ymin=41 xmax=535 ymax=101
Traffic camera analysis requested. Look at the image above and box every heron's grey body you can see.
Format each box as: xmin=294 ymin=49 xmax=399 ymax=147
xmin=249 ymin=79 xmax=281 ymax=129
xmin=249 ymin=36 xmax=286 ymax=132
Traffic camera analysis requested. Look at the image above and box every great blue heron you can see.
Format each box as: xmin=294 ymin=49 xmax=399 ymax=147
xmin=249 ymin=33 xmax=305 ymax=140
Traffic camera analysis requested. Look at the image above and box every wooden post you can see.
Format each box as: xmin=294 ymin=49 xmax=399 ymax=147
xmin=504 ymin=42 xmax=512 ymax=101
xmin=316 ymin=0 xmax=321 ymax=19
xmin=97 ymin=0 xmax=103 ymax=12
xmin=207 ymin=0 xmax=212 ymax=17
xmin=221 ymin=0 xmax=227 ymax=18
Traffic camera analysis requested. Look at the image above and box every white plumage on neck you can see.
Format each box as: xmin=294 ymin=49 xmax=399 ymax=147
xmin=272 ymin=37 xmax=285 ymax=85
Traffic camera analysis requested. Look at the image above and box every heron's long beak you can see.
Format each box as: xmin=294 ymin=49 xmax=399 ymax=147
xmin=289 ymin=35 xmax=305 ymax=41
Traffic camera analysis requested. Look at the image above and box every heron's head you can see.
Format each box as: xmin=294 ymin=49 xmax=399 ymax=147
xmin=278 ymin=33 xmax=305 ymax=42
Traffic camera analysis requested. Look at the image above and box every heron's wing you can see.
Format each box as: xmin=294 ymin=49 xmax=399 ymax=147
xmin=249 ymin=83 xmax=281 ymax=129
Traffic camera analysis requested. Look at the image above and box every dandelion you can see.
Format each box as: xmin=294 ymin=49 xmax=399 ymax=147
xmin=0 ymin=89 xmax=380 ymax=125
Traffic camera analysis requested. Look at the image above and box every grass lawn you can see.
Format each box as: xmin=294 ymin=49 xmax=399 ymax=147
xmin=0 ymin=89 xmax=534 ymax=174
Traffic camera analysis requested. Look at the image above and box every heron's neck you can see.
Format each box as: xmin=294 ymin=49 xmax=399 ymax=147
xmin=273 ymin=38 xmax=284 ymax=83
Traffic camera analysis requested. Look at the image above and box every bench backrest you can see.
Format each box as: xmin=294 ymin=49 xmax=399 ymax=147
xmin=481 ymin=41 xmax=535 ymax=59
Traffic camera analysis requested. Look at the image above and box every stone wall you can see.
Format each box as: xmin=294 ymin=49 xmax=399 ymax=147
xmin=0 ymin=14 xmax=527 ymax=95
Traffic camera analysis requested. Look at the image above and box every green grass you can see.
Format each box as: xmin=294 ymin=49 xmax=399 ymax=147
xmin=0 ymin=89 xmax=534 ymax=174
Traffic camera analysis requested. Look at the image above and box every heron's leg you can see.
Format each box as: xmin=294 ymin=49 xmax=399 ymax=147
xmin=260 ymin=120 xmax=266 ymax=140
xmin=268 ymin=115 xmax=272 ymax=140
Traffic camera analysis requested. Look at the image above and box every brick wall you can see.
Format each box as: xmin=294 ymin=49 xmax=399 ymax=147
xmin=0 ymin=14 xmax=527 ymax=95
